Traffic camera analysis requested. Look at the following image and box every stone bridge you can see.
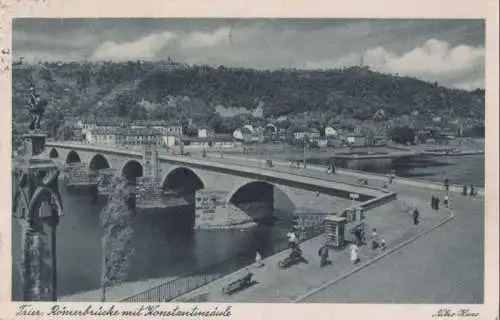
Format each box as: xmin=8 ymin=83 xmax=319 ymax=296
xmin=45 ymin=142 xmax=396 ymax=229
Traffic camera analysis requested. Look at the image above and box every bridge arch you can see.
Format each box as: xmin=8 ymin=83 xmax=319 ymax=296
xmin=65 ymin=150 xmax=81 ymax=164
xmin=121 ymin=160 xmax=143 ymax=182
xmin=161 ymin=167 xmax=205 ymax=193
xmin=49 ymin=148 xmax=59 ymax=158
xmin=228 ymin=180 xmax=296 ymax=223
xmin=89 ymin=154 xmax=111 ymax=171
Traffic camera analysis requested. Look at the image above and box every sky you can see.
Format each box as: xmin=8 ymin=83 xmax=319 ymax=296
xmin=13 ymin=19 xmax=485 ymax=90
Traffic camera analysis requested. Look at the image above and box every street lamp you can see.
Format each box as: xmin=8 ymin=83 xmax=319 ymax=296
xmin=303 ymin=135 xmax=310 ymax=169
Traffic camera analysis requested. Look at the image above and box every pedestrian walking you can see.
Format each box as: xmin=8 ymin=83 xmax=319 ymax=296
xmin=288 ymin=160 xmax=292 ymax=168
xmin=380 ymin=239 xmax=387 ymax=251
xmin=431 ymin=195 xmax=436 ymax=210
xmin=435 ymin=197 xmax=440 ymax=210
xmin=382 ymin=182 xmax=388 ymax=192
xmin=350 ymin=243 xmax=360 ymax=264
xmin=443 ymin=194 xmax=449 ymax=207
xmin=462 ymin=185 xmax=468 ymax=196
xmin=469 ymin=185 xmax=475 ymax=196
xmin=318 ymin=244 xmax=331 ymax=267
xmin=444 ymin=178 xmax=450 ymax=192
xmin=371 ymin=228 xmax=380 ymax=250
xmin=254 ymin=251 xmax=264 ymax=268
xmin=287 ymin=229 xmax=297 ymax=250
xmin=412 ymin=208 xmax=420 ymax=225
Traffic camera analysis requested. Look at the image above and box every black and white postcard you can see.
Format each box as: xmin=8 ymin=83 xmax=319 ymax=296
xmin=0 ymin=1 xmax=498 ymax=319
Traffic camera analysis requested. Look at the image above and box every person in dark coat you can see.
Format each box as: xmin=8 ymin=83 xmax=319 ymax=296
xmin=469 ymin=185 xmax=475 ymax=196
xmin=431 ymin=195 xmax=436 ymax=210
xmin=412 ymin=208 xmax=420 ymax=225
xmin=318 ymin=244 xmax=331 ymax=267
xmin=353 ymin=225 xmax=365 ymax=246
xmin=444 ymin=178 xmax=450 ymax=192
xmin=462 ymin=185 xmax=468 ymax=196
xmin=435 ymin=197 xmax=440 ymax=210
xmin=371 ymin=228 xmax=380 ymax=250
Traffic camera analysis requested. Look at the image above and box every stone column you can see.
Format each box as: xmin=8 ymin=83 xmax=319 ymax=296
xmin=13 ymin=133 xmax=63 ymax=301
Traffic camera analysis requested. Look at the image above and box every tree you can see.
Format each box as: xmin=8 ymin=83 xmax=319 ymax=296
xmin=100 ymin=177 xmax=135 ymax=302
xmin=389 ymin=126 xmax=415 ymax=145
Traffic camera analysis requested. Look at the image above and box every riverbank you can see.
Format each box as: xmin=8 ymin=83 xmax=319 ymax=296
xmin=173 ymin=196 xmax=451 ymax=302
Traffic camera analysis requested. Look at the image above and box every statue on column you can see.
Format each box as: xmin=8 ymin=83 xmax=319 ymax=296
xmin=12 ymin=85 xmax=63 ymax=301
xmin=27 ymin=86 xmax=48 ymax=131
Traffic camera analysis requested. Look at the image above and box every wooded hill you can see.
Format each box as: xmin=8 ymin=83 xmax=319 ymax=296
xmin=12 ymin=61 xmax=485 ymax=133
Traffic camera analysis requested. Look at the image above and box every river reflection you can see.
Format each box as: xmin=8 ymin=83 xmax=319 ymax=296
xmin=11 ymin=182 xmax=293 ymax=300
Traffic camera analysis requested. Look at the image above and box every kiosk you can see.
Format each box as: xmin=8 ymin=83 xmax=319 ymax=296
xmin=324 ymin=215 xmax=347 ymax=249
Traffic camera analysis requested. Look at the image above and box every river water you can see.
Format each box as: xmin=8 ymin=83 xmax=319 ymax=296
xmin=11 ymin=183 xmax=296 ymax=300
xmin=316 ymin=154 xmax=485 ymax=187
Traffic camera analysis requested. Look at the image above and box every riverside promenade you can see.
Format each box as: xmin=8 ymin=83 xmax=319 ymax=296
xmin=171 ymin=153 xmax=484 ymax=303
xmin=174 ymin=198 xmax=451 ymax=303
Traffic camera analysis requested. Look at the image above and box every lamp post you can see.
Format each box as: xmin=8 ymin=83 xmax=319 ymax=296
xmin=303 ymin=135 xmax=309 ymax=169
xmin=13 ymin=87 xmax=63 ymax=301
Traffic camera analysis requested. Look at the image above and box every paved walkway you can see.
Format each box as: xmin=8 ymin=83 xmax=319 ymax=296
xmin=301 ymin=194 xmax=484 ymax=303
xmin=173 ymin=196 xmax=451 ymax=302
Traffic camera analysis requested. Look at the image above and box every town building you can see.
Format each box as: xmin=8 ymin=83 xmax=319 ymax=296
xmin=198 ymin=127 xmax=215 ymax=139
xmin=265 ymin=123 xmax=278 ymax=141
xmin=131 ymin=120 xmax=183 ymax=136
xmin=181 ymin=133 xmax=241 ymax=150
xmin=345 ymin=134 xmax=366 ymax=147
xmin=115 ymin=127 xmax=163 ymax=147
xmin=212 ymin=134 xmax=238 ymax=148
xmin=233 ymin=127 xmax=262 ymax=143
xmin=86 ymin=128 xmax=118 ymax=146
xmin=278 ymin=128 xmax=288 ymax=141
xmin=293 ymin=128 xmax=321 ymax=143
xmin=131 ymin=120 xmax=182 ymax=147
xmin=87 ymin=126 xmax=164 ymax=147
xmin=324 ymin=126 xmax=338 ymax=137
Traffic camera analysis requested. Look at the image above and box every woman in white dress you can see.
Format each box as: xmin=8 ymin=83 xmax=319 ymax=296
xmin=255 ymin=251 xmax=264 ymax=268
xmin=350 ymin=243 xmax=360 ymax=264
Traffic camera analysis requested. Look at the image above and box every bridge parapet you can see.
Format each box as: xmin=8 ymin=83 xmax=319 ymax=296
xmin=46 ymin=141 xmax=398 ymax=229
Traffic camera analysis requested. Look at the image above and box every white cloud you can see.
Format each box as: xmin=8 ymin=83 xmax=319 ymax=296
xmin=180 ymin=27 xmax=231 ymax=48
xmin=14 ymin=21 xmax=484 ymax=90
xmin=91 ymin=31 xmax=178 ymax=61
xmin=306 ymin=39 xmax=485 ymax=90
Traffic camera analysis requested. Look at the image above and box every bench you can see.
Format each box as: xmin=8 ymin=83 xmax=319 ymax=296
xmin=222 ymin=273 xmax=254 ymax=295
